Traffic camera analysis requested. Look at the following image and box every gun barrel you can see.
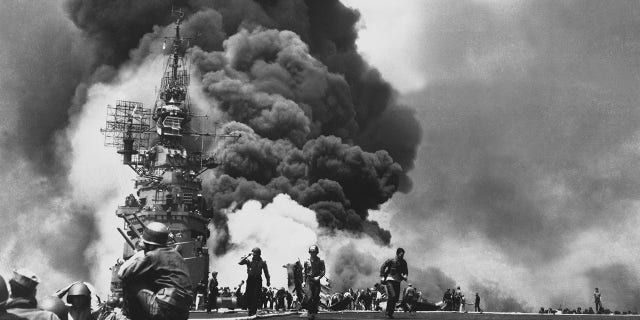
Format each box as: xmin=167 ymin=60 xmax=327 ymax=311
xmin=117 ymin=227 xmax=137 ymax=249
xmin=131 ymin=212 xmax=146 ymax=229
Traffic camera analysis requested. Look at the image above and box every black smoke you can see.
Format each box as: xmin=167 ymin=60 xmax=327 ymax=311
xmin=179 ymin=1 xmax=421 ymax=244
xmin=1 ymin=0 xmax=421 ymax=296
xmin=64 ymin=0 xmax=421 ymax=245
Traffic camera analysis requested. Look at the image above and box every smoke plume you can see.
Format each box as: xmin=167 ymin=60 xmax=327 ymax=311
xmin=0 ymin=0 xmax=423 ymax=298
xmin=65 ymin=0 xmax=421 ymax=245
xmin=383 ymin=0 xmax=640 ymax=311
xmin=182 ymin=1 xmax=422 ymax=245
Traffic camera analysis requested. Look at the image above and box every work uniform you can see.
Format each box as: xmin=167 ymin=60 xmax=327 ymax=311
xmin=303 ymin=257 xmax=325 ymax=315
xmin=206 ymin=277 xmax=218 ymax=313
xmin=379 ymin=257 xmax=408 ymax=317
xmin=239 ymin=256 xmax=270 ymax=316
xmin=6 ymin=298 xmax=60 ymax=320
xmin=594 ymin=291 xmax=602 ymax=313
xmin=119 ymin=247 xmax=193 ymax=320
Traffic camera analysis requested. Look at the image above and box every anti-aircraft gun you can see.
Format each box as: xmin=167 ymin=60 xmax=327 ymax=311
xmin=100 ymin=8 xmax=237 ymax=305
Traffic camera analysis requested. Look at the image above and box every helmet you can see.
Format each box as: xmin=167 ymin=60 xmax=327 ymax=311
xmin=106 ymin=297 xmax=121 ymax=308
xmin=39 ymin=296 xmax=68 ymax=320
xmin=68 ymin=282 xmax=90 ymax=297
xmin=251 ymin=247 xmax=261 ymax=255
xmin=0 ymin=274 xmax=8 ymax=304
xmin=141 ymin=222 xmax=170 ymax=246
xmin=308 ymin=245 xmax=319 ymax=254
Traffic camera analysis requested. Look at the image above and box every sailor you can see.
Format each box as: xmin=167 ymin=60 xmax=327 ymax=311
xmin=401 ymin=284 xmax=417 ymax=312
xmin=0 ymin=273 xmax=28 ymax=320
xmin=206 ymin=272 xmax=218 ymax=314
xmin=285 ymin=290 xmax=293 ymax=309
xmin=303 ymin=245 xmax=325 ymax=320
xmin=474 ymin=292 xmax=482 ymax=313
xmin=594 ymin=288 xmax=602 ymax=313
xmin=454 ymin=286 xmax=462 ymax=311
xmin=192 ymin=279 xmax=206 ymax=310
xmin=379 ymin=248 xmax=408 ymax=319
xmin=261 ymin=287 xmax=269 ymax=309
xmin=239 ymin=247 xmax=270 ymax=316
xmin=118 ymin=221 xmax=193 ymax=320
xmin=5 ymin=269 xmax=60 ymax=320
xmin=54 ymin=282 xmax=100 ymax=320
xmin=275 ymin=288 xmax=286 ymax=311
xmin=458 ymin=290 xmax=467 ymax=313
xmin=443 ymin=289 xmax=453 ymax=310
xmin=234 ymin=281 xmax=245 ymax=309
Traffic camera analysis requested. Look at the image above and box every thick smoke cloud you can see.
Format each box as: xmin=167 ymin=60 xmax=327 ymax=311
xmin=1 ymin=0 xmax=92 ymax=179
xmin=388 ymin=0 xmax=640 ymax=311
xmin=202 ymin=120 xmax=397 ymax=243
xmin=187 ymin=4 xmax=419 ymax=243
xmin=64 ymin=0 xmax=421 ymax=244
xmin=193 ymin=0 xmax=421 ymax=188
xmin=65 ymin=0 xmax=177 ymax=66
xmin=0 ymin=0 xmax=419 ymax=304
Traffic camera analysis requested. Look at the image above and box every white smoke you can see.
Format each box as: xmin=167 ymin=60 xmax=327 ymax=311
xmin=65 ymin=53 xmax=165 ymax=295
xmin=210 ymin=193 xmax=394 ymax=291
xmin=210 ymin=194 xmax=319 ymax=289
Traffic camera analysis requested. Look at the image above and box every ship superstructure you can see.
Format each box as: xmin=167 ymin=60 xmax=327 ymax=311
xmin=101 ymin=9 xmax=231 ymax=301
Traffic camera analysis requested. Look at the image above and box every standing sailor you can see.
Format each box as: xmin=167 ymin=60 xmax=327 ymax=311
xmin=594 ymin=288 xmax=602 ymax=313
xmin=379 ymin=248 xmax=408 ymax=319
xmin=303 ymin=245 xmax=325 ymax=320
xmin=118 ymin=222 xmax=193 ymax=320
xmin=474 ymin=293 xmax=482 ymax=313
xmin=206 ymin=272 xmax=218 ymax=314
xmin=239 ymin=247 xmax=270 ymax=316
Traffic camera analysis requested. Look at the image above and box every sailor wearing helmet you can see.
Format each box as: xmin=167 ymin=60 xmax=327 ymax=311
xmin=303 ymin=245 xmax=325 ymax=320
xmin=118 ymin=222 xmax=193 ymax=320
xmin=239 ymin=247 xmax=270 ymax=316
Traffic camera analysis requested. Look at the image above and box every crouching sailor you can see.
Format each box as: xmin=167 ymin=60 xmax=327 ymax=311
xmin=118 ymin=222 xmax=193 ymax=320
